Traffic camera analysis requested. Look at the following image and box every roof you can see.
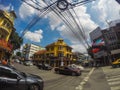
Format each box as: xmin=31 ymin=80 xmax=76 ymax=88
xmin=45 ymin=38 xmax=72 ymax=49
xmin=34 ymin=50 xmax=47 ymax=55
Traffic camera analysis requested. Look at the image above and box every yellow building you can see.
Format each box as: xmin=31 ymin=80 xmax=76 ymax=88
xmin=45 ymin=38 xmax=72 ymax=67
xmin=0 ymin=10 xmax=16 ymax=60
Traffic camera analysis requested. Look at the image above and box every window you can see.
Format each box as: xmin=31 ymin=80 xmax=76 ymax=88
xmin=58 ymin=46 xmax=63 ymax=50
xmin=0 ymin=67 xmax=18 ymax=79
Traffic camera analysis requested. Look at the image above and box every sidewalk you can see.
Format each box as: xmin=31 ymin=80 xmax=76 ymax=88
xmin=83 ymin=68 xmax=111 ymax=90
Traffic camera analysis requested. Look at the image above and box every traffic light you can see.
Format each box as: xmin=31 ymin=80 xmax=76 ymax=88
xmin=116 ymin=0 xmax=120 ymax=4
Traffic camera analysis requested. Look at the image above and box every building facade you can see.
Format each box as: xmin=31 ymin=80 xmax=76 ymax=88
xmin=90 ymin=27 xmax=108 ymax=66
xmin=34 ymin=38 xmax=73 ymax=67
xmin=90 ymin=20 xmax=120 ymax=65
xmin=0 ymin=10 xmax=16 ymax=60
xmin=102 ymin=20 xmax=120 ymax=61
xmin=22 ymin=43 xmax=44 ymax=60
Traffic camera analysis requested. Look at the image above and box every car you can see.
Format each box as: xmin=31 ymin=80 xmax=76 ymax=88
xmin=23 ymin=60 xmax=33 ymax=66
xmin=0 ymin=65 xmax=44 ymax=90
xmin=112 ymin=58 xmax=120 ymax=68
xmin=14 ymin=59 xmax=20 ymax=63
xmin=68 ymin=64 xmax=84 ymax=71
xmin=54 ymin=66 xmax=81 ymax=76
xmin=37 ymin=63 xmax=52 ymax=70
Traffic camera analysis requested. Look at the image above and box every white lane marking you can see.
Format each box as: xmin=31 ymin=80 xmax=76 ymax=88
xmin=107 ymin=77 xmax=120 ymax=82
xmin=111 ymin=86 xmax=120 ymax=90
xmin=75 ymin=67 xmax=95 ymax=90
xmin=108 ymin=81 xmax=120 ymax=85
xmin=106 ymin=75 xmax=120 ymax=79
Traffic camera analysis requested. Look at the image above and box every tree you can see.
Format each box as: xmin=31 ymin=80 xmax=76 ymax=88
xmin=9 ymin=32 xmax=23 ymax=51
xmin=16 ymin=52 xmax=21 ymax=57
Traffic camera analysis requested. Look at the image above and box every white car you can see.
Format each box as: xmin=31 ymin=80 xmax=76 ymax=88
xmin=69 ymin=64 xmax=84 ymax=71
xmin=24 ymin=60 xmax=33 ymax=66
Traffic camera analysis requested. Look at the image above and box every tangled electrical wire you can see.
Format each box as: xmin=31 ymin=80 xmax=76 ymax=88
xmin=20 ymin=0 xmax=95 ymax=50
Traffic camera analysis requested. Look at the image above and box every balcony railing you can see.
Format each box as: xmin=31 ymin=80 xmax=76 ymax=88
xmin=0 ymin=39 xmax=13 ymax=51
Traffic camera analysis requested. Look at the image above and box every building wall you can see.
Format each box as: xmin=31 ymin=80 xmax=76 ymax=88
xmin=0 ymin=10 xmax=16 ymax=60
xmin=22 ymin=43 xmax=44 ymax=60
xmin=90 ymin=27 xmax=109 ymax=65
xmin=102 ymin=21 xmax=120 ymax=59
xmin=45 ymin=38 xmax=72 ymax=59
xmin=33 ymin=38 xmax=73 ymax=67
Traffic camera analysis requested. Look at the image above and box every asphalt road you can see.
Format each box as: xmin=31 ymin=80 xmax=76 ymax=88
xmin=14 ymin=63 xmax=92 ymax=90
xmin=83 ymin=68 xmax=111 ymax=90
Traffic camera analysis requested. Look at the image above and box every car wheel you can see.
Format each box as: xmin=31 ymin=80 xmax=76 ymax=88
xmin=72 ymin=72 xmax=76 ymax=76
xmin=30 ymin=84 xmax=39 ymax=90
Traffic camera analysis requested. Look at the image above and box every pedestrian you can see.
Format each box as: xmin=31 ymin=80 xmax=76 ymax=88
xmin=1 ymin=58 xmax=8 ymax=65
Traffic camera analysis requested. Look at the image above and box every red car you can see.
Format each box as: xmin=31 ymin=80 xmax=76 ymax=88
xmin=54 ymin=66 xmax=81 ymax=76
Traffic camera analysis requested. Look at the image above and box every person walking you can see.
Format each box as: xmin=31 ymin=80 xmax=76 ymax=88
xmin=1 ymin=58 xmax=8 ymax=65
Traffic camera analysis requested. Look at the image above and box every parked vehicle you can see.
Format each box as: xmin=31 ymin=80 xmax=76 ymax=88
xmin=68 ymin=64 xmax=84 ymax=71
xmin=0 ymin=65 xmax=44 ymax=90
xmin=14 ymin=59 xmax=20 ymax=63
xmin=112 ymin=58 xmax=120 ymax=68
xmin=54 ymin=66 xmax=81 ymax=76
xmin=37 ymin=63 xmax=52 ymax=70
xmin=24 ymin=60 xmax=33 ymax=66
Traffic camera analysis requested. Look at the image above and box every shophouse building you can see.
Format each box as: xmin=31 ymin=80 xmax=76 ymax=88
xmin=34 ymin=38 xmax=73 ymax=67
xmin=90 ymin=27 xmax=108 ymax=65
xmin=0 ymin=10 xmax=16 ymax=60
xmin=102 ymin=20 xmax=120 ymax=61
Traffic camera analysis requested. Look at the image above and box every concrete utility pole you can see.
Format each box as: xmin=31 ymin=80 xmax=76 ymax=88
xmin=105 ymin=20 xmax=114 ymax=64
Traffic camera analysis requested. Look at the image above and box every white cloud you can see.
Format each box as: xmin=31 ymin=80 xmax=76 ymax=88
xmin=19 ymin=0 xmax=47 ymax=19
xmin=71 ymin=44 xmax=87 ymax=53
xmin=0 ymin=4 xmax=14 ymax=11
xmin=18 ymin=0 xmax=120 ymax=53
xmin=55 ymin=5 xmax=97 ymax=53
xmin=24 ymin=29 xmax=43 ymax=42
xmin=91 ymin=0 xmax=120 ymax=28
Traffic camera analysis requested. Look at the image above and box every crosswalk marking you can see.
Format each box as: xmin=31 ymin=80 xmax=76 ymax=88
xmin=107 ymin=77 xmax=120 ymax=82
xmin=106 ymin=74 xmax=120 ymax=79
xmin=108 ymin=81 xmax=120 ymax=85
xmin=102 ymin=67 xmax=120 ymax=90
xmin=111 ymin=86 xmax=120 ymax=90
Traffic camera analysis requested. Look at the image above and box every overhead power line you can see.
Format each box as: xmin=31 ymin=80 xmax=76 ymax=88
xmin=20 ymin=0 xmax=95 ymax=50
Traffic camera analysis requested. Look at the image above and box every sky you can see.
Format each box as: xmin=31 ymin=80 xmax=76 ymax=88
xmin=0 ymin=0 xmax=120 ymax=54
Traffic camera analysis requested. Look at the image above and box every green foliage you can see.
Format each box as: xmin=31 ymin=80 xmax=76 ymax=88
xmin=9 ymin=32 xmax=23 ymax=50
xmin=16 ymin=52 xmax=21 ymax=57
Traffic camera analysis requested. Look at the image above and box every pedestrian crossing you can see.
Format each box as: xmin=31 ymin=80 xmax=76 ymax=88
xmin=102 ymin=66 xmax=120 ymax=90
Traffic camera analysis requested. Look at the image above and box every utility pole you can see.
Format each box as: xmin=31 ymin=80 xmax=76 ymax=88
xmin=105 ymin=20 xmax=114 ymax=64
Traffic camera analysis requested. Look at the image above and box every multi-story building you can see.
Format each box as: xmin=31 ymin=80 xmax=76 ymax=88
xmin=90 ymin=20 xmax=120 ymax=65
xmin=34 ymin=38 xmax=73 ymax=67
xmin=22 ymin=43 xmax=44 ymax=60
xmin=90 ymin=27 xmax=108 ymax=65
xmin=0 ymin=10 xmax=16 ymax=60
xmin=102 ymin=20 xmax=120 ymax=60
xmin=45 ymin=38 xmax=72 ymax=67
